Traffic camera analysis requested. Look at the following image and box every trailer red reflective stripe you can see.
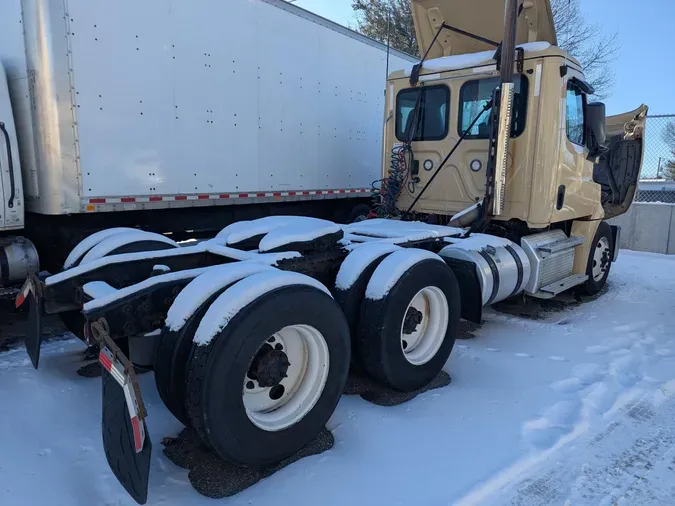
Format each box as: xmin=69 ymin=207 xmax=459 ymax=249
xmin=86 ymin=188 xmax=370 ymax=206
xmin=99 ymin=350 xmax=113 ymax=372
xmin=131 ymin=416 xmax=143 ymax=452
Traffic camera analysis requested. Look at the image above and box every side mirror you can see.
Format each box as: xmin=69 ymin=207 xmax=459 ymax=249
xmin=586 ymin=102 xmax=607 ymax=157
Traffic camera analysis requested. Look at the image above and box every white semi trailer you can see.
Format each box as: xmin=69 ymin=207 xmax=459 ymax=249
xmin=0 ymin=0 xmax=414 ymax=287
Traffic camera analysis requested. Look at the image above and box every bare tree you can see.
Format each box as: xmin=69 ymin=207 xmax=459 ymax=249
xmin=352 ymin=0 xmax=619 ymax=98
xmin=352 ymin=0 xmax=418 ymax=57
xmin=550 ymin=0 xmax=618 ymax=100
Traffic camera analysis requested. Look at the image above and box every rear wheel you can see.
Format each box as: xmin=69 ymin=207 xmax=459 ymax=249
xmin=580 ymin=222 xmax=614 ymax=296
xmin=185 ymin=285 xmax=350 ymax=466
xmin=357 ymin=258 xmax=460 ymax=392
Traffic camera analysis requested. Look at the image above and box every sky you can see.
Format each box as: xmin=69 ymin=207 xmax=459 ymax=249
xmin=291 ymin=0 xmax=674 ymax=116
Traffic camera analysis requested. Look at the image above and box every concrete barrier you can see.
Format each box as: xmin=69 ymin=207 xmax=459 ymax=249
xmin=608 ymin=202 xmax=675 ymax=255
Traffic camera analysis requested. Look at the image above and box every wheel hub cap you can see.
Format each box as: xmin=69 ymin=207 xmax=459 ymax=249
xmin=592 ymin=237 xmax=611 ymax=282
xmin=248 ymin=344 xmax=290 ymax=388
xmin=402 ymin=307 xmax=424 ymax=335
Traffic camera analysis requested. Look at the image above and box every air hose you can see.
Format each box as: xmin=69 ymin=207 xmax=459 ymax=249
xmin=370 ymin=144 xmax=414 ymax=218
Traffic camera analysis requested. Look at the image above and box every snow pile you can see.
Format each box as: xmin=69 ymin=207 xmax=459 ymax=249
xmin=193 ymin=271 xmax=332 ymax=346
xmin=343 ymin=219 xmax=462 ymax=242
xmin=258 ymin=221 xmax=341 ymax=252
xmin=365 ymin=249 xmax=444 ymax=300
xmin=164 ymin=263 xmax=276 ymax=331
xmin=218 ymin=216 xmax=337 ymax=247
xmin=82 ymin=281 xmax=118 ymax=299
xmin=334 ymin=243 xmax=402 ymax=291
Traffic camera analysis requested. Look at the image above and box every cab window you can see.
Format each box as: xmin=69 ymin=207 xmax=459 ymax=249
xmin=458 ymin=75 xmax=528 ymax=139
xmin=395 ymin=85 xmax=450 ymax=142
xmin=566 ymin=81 xmax=586 ymax=145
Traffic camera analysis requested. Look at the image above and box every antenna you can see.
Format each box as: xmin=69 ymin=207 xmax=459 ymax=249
xmin=385 ymin=7 xmax=392 ymax=80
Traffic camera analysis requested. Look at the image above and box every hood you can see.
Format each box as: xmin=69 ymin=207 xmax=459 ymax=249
xmin=411 ymin=0 xmax=557 ymax=59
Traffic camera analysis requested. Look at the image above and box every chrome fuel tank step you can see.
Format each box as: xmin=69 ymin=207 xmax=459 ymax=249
xmin=520 ymin=230 xmax=586 ymax=299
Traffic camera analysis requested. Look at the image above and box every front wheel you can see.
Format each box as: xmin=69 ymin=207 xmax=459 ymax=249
xmin=580 ymin=221 xmax=614 ymax=296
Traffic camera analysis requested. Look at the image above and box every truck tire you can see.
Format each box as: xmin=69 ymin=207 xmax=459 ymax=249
xmin=185 ymin=285 xmax=350 ymax=466
xmin=60 ymin=310 xmax=86 ymax=340
xmin=358 ymin=258 xmax=460 ymax=392
xmin=154 ymin=294 xmax=222 ymax=427
xmin=332 ymin=244 xmax=401 ymax=339
xmin=347 ymin=203 xmax=372 ymax=223
xmin=580 ymin=221 xmax=614 ymax=296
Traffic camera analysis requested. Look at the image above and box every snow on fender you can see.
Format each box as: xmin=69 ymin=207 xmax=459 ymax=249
xmin=193 ymin=271 xmax=332 ymax=346
xmin=164 ymin=262 xmax=277 ymax=332
xmin=365 ymin=248 xmax=446 ymax=300
xmin=63 ymin=227 xmax=139 ymax=269
xmin=333 ymin=243 xmax=402 ymax=339
xmin=79 ymin=230 xmax=179 ymax=265
xmin=335 ymin=243 xmax=403 ymax=291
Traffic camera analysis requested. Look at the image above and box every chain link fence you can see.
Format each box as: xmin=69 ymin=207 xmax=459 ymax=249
xmin=635 ymin=114 xmax=675 ymax=203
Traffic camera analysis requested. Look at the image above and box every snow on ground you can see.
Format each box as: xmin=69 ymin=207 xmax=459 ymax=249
xmin=1 ymin=250 xmax=675 ymax=505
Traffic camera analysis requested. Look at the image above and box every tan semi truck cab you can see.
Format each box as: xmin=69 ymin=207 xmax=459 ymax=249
xmin=375 ymin=0 xmax=647 ymax=295
xmin=384 ymin=0 xmax=647 ymax=228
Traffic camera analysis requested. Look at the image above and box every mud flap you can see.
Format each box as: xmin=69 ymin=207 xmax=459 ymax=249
xmin=443 ymin=258 xmax=483 ymax=323
xmin=22 ymin=281 xmax=43 ymax=369
xmin=102 ymin=367 xmax=152 ymax=505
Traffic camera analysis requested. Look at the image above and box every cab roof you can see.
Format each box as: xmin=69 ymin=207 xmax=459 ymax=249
xmin=388 ymin=42 xmax=580 ymax=81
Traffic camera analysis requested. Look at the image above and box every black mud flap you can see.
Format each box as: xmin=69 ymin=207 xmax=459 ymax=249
xmin=25 ymin=289 xmax=43 ymax=369
xmin=102 ymin=368 xmax=152 ymax=505
xmin=443 ymin=258 xmax=483 ymax=324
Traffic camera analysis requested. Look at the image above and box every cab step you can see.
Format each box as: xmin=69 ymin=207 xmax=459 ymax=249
xmin=537 ymin=236 xmax=585 ymax=254
xmin=538 ymin=273 xmax=589 ymax=297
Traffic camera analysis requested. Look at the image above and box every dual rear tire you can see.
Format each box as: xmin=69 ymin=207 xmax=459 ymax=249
xmin=155 ymin=281 xmax=351 ymax=466
xmin=154 ymin=248 xmax=460 ymax=466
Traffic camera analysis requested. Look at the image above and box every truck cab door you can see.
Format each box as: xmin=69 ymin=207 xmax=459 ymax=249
xmin=593 ymin=105 xmax=648 ymax=219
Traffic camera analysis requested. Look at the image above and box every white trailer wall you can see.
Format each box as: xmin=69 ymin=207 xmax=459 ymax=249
xmin=49 ymin=0 xmax=412 ymax=209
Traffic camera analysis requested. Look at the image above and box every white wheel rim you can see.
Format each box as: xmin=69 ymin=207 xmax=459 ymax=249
xmin=400 ymin=287 xmax=449 ymax=366
xmin=592 ymin=236 xmax=611 ymax=282
xmin=243 ymin=325 xmax=329 ymax=432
